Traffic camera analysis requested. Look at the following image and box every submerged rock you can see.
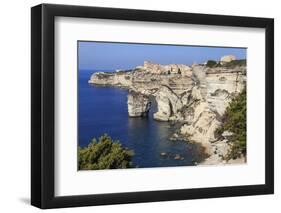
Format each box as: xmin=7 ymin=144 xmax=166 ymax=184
xmin=174 ymin=154 xmax=181 ymax=160
xmin=160 ymin=152 xmax=167 ymax=157
xmin=127 ymin=90 xmax=151 ymax=117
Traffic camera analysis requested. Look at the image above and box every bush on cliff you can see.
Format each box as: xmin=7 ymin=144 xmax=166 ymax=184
xmin=78 ymin=134 xmax=134 ymax=170
xmin=206 ymin=59 xmax=246 ymax=68
xmin=223 ymin=59 xmax=246 ymax=68
xmin=216 ymin=88 xmax=246 ymax=160
xmin=206 ymin=60 xmax=217 ymax=68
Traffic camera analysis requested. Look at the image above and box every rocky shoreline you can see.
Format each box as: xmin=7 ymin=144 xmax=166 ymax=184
xmin=88 ymin=56 xmax=247 ymax=165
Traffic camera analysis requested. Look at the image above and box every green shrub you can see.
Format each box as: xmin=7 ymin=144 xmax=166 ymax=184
xmin=215 ymin=88 xmax=246 ymax=160
xmin=223 ymin=59 xmax=246 ymax=68
xmin=206 ymin=60 xmax=217 ymax=68
xmin=78 ymin=134 xmax=134 ymax=170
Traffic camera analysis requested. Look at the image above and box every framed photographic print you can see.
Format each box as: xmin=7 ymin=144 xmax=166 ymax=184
xmin=31 ymin=3 xmax=274 ymax=209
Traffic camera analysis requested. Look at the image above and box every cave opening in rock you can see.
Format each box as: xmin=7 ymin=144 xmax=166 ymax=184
xmin=148 ymin=96 xmax=158 ymax=118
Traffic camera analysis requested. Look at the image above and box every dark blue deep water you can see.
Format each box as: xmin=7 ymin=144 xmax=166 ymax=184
xmin=78 ymin=70 xmax=203 ymax=168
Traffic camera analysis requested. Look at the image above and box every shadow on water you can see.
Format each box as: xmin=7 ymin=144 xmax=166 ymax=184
xmin=79 ymin=70 xmax=208 ymax=168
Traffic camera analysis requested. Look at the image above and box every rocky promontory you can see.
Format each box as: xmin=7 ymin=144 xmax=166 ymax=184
xmin=127 ymin=90 xmax=151 ymax=117
xmin=88 ymin=56 xmax=247 ymax=165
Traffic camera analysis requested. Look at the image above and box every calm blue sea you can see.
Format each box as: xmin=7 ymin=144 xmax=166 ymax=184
xmin=78 ymin=70 xmax=202 ymax=168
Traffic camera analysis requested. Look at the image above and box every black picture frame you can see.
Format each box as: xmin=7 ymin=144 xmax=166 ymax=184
xmin=31 ymin=3 xmax=274 ymax=209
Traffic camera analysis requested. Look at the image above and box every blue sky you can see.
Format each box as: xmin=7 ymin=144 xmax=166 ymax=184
xmin=78 ymin=41 xmax=246 ymax=71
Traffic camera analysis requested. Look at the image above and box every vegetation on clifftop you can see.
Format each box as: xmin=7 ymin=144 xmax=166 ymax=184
xmin=78 ymin=134 xmax=134 ymax=170
xmin=206 ymin=59 xmax=246 ymax=68
xmin=206 ymin=60 xmax=217 ymax=68
xmin=223 ymin=59 xmax=246 ymax=68
xmin=216 ymin=88 xmax=247 ymax=160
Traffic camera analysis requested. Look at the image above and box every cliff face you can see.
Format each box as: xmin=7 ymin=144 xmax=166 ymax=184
xmin=205 ymin=67 xmax=246 ymax=116
xmin=88 ymin=62 xmax=193 ymax=95
xmin=89 ymin=59 xmax=246 ymax=164
xmin=179 ymin=65 xmax=246 ymax=158
xmin=153 ymin=86 xmax=183 ymax=121
xmin=88 ymin=71 xmax=133 ymax=87
xmin=127 ymin=90 xmax=151 ymax=117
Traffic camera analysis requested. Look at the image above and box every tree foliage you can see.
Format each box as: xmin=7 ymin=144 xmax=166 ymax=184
xmin=78 ymin=134 xmax=134 ymax=170
xmin=216 ymin=89 xmax=247 ymax=160
xmin=222 ymin=59 xmax=246 ymax=68
xmin=206 ymin=60 xmax=217 ymax=68
xmin=206 ymin=59 xmax=246 ymax=68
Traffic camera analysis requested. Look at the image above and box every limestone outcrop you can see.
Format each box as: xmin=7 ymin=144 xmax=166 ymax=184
xmin=153 ymin=86 xmax=183 ymax=121
xmin=178 ymin=65 xmax=246 ymax=156
xmin=88 ymin=71 xmax=132 ymax=87
xmin=220 ymin=55 xmax=236 ymax=65
xmin=205 ymin=66 xmax=246 ymax=116
xmin=141 ymin=61 xmax=192 ymax=76
xmin=127 ymin=90 xmax=151 ymax=117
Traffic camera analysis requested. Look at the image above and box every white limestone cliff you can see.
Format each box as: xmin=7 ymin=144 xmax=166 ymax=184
xmin=153 ymin=86 xmax=183 ymax=121
xmin=127 ymin=90 xmax=151 ymax=117
xmin=220 ymin=55 xmax=236 ymax=65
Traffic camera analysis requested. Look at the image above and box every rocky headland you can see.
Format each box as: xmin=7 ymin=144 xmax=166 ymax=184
xmin=88 ymin=56 xmax=247 ymax=165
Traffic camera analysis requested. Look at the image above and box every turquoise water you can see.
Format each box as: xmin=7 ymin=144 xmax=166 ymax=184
xmin=78 ymin=70 xmax=203 ymax=168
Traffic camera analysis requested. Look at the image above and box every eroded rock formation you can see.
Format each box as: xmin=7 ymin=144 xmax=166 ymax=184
xmin=220 ymin=55 xmax=236 ymax=65
xmin=153 ymin=86 xmax=183 ymax=121
xmin=127 ymin=90 xmax=151 ymax=117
